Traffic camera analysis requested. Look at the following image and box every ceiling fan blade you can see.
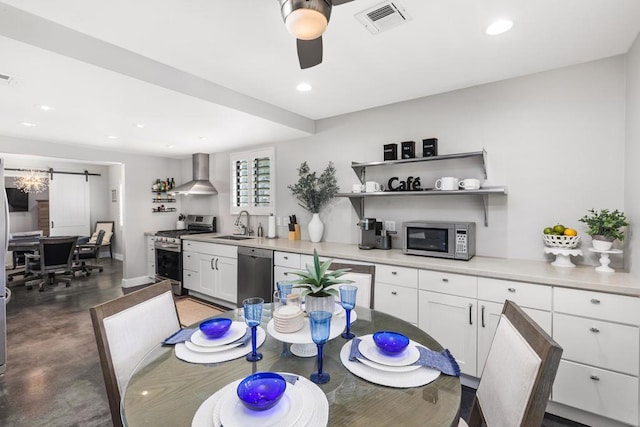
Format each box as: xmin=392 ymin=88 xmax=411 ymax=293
xmin=331 ymin=0 xmax=354 ymax=5
xmin=297 ymin=37 xmax=323 ymax=69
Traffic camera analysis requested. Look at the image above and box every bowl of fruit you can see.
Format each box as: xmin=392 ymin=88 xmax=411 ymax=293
xmin=542 ymin=224 xmax=580 ymax=248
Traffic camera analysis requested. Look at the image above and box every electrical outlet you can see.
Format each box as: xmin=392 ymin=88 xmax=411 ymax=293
xmin=276 ymin=216 xmax=282 ymax=226
xmin=384 ymin=220 xmax=396 ymax=232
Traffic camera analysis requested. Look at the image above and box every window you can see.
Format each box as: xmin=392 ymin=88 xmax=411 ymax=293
xmin=230 ymin=147 xmax=275 ymax=215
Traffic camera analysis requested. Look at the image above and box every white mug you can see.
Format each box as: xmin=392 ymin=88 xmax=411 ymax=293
xmin=352 ymin=183 xmax=364 ymax=193
xmin=435 ymin=177 xmax=459 ymax=191
xmin=459 ymin=178 xmax=480 ymax=190
xmin=365 ymin=181 xmax=381 ymax=192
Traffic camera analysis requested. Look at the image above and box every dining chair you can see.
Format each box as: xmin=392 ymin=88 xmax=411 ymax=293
xmin=460 ymin=300 xmax=563 ymax=427
xmin=24 ymin=236 xmax=78 ymax=292
xmin=327 ymin=262 xmax=376 ymax=308
xmin=75 ymin=229 xmax=106 ymax=275
xmin=89 ymin=280 xmax=180 ymax=427
xmin=91 ymin=220 xmax=115 ymax=258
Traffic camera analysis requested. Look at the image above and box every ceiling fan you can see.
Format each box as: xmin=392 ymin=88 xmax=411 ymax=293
xmin=278 ymin=0 xmax=354 ymax=69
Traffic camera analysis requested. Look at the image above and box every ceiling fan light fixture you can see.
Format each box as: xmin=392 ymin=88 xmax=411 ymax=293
xmin=286 ymin=8 xmax=328 ymax=40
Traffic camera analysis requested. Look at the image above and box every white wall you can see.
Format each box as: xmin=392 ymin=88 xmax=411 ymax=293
xmin=625 ymin=33 xmax=640 ymax=278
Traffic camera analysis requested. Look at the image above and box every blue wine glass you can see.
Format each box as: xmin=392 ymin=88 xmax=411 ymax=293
xmin=243 ymin=297 xmax=264 ymax=362
xmin=276 ymin=282 xmax=293 ymax=298
xmin=309 ymin=310 xmax=332 ymax=384
xmin=339 ymin=285 xmax=357 ymax=339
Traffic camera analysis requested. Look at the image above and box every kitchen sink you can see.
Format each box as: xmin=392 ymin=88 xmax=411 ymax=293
xmin=213 ymin=235 xmax=256 ymax=241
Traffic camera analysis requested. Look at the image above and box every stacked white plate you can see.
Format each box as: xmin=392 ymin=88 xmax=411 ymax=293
xmin=273 ymin=305 xmax=304 ymax=333
xmin=339 ymin=334 xmax=441 ymax=388
xmin=175 ymin=321 xmax=266 ymax=364
xmin=191 ymin=373 xmax=329 ymax=427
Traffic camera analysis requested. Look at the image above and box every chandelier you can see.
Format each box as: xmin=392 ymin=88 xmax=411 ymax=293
xmin=14 ymin=170 xmax=49 ymax=194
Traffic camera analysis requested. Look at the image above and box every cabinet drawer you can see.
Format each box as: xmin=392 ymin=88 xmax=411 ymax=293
xmin=183 ymin=251 xmax=205 ymax=272
xmin=554 ymin=288 xmax=640 ymax=325
xmin=182 ymin=269 xmax=199 ymax=290
xmin=419 ymin=270 xmax=477 ymax=298
xmin=274 ymin=252 xmax=301 ymax=269
xmin=553 ymin=313 xmax=639 ymax=375
xmin=374 ymin=283 xmax=418 ymax=323
xmin=274 ymin=266 xmax=301 ymax=285
xmin=553 ymin=360 xmax=639 ymax=426
xmin=376 ymin=264 xmax=418 ymax=288
xmin=478 ymin=278 xmax=551 ymax=311
xmin=182 ymin=240 xmax=238 ymax=258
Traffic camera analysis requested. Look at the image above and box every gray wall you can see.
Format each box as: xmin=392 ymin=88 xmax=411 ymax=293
xmin=625 ymin=33 xmax=640 ymax=279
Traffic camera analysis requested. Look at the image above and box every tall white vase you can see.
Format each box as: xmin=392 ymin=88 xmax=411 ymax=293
xmin=308 ymin=213 xmax=324 ymax=243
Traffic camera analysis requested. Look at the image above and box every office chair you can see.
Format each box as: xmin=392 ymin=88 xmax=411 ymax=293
xmin=75 ymin=229 xmax=105 ymax=275
xmin=24 ymin=236 xmax=78 ymax=292
xmin=90 ymin=280 xmax=179 ymax=427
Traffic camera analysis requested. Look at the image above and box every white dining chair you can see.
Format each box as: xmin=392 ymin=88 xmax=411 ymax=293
xmin=90 ymin=280 xmax=179 ymax=427
xmin=460 ymin=300 xmax=563 ymax=427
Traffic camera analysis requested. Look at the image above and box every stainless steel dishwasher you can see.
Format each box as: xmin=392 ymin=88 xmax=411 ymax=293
xmin=237 ymin=246 xmax=274 ymax=306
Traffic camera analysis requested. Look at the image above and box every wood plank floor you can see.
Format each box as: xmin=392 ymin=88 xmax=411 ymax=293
xmin=1 ymin=259 xmax=584 ymax=426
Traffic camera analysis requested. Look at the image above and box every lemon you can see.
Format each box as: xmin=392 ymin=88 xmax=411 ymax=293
xmin=564 ymin=228 xmax=577 ymax=237
xmin=553 ymin=224 xmax=565 ymax=234
xmin=543 ymin=227 xmax=553 ymax=235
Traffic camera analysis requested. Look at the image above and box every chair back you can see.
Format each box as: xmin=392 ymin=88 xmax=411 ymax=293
xmin=39 ymin=236 xmax=78 ymax=273
xmin=94 ymin=229 xmax=106 ymax=246
xmin=327 ymin=262 xmax=376 ymax=309
xmin=89 ymin=280 xmax=179 ymax=427
xmin=468 ymin=300 xmax=563 ymax=427
xmin=95 ymin=221 xmax=114 ymax=244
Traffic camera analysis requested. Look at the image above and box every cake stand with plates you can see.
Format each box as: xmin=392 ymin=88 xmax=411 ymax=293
xmin=267 ymin=305 xmax=357 ymax=357
xmin=588 ymin=248 xmax=623 ymax=273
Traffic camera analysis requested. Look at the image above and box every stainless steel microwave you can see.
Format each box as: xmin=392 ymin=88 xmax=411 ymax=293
xmin=402 ymin=221 xmax=476 ymax=260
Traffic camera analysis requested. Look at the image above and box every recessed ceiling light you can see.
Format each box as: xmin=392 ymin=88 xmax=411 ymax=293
xmin=20 ymin=121 xmax=36 ymax=127
xmin=296 ymin=83 xmax=312 ymax=92
xmin=485 ymin=19 xmax=513 ymax=35
xmin=38 ymin=104 xmax=53 ymax=111
xmin=135 ymin=123 xmax=145 ymax=129
xmin=166 ymin=144 xmax=175 ymax=148
xmin=107 ymin=135 xmax=118 ymax=140
xmin=199 ymin=137 xmax=207 ymax=141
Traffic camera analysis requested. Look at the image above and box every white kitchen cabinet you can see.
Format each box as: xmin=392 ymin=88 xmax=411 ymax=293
xmin=551 ymin=287 xmax=640 ymax=426
xmin=274 ymin=251 xmax=301 ymax=286
xmin=182 ymin=242 xmax=238 ymax=305
xmin=374 ymin=264 xmax=418 ymax=324
xmin=419 ymin=270 xmax=477 ymax=298
xmin=419 ymin=290 xmax=477 ymax=376
xmin=146 ymin=235 xmax=155 ymax=280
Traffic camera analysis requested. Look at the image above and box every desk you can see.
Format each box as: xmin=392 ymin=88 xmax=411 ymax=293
xmin=122 ymin=307 xmax=461 ymax=426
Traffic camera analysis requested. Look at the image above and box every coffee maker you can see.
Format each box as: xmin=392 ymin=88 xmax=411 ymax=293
xmin=358 ymin=218 xmax=392 ymax=250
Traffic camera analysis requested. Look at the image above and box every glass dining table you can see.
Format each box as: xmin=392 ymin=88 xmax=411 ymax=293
xmin=122 ymin=306 xmax=461 ymax=426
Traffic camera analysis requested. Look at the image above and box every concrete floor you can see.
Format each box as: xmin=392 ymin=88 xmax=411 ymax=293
xmin=0 ymin=259 xmax=583 ymax=427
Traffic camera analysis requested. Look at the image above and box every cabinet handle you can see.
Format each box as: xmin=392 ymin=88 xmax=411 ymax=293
xmin=442 ymin=278 xmax=449 ymax=282
xmin=469 ymin=304 xmax=473 ymax=325
xmin=481 ymin=305 xmax=485 ymax=328
xmin=391 ymin=271 xmax=398 ymax=275
xmin=590 ymin=375 xmax=600 ymax=381
xmin=284 ymin=272 xmax=289 ymax=276
xmin=391 ymin=291 xmax=398 ymax=295
xmin=590 ymin=327 xmax=600 ymax=333
xmin=284 ymin=256 xmax=288 ymax=260
xmin=186 ymin=254 xmax=190 ymax=258
xmin=215 ymin=258 xmax=219 ymax=270
xmin=507 ymin=287 xmax=516 ymax=293
xmin=590 ymin=298 xmax=601 ymax=304
xmin=187 ymin=273 xmax=191 ymax=277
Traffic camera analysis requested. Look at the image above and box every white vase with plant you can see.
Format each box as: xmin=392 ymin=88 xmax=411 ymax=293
xmin=578 ymin=208 xmax=628 ymax=250
xmin=288 ymin=161 xmax=339 ymax=243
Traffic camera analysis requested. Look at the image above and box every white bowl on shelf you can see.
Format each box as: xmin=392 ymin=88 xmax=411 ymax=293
xmin=542 ymin=234 xmax=580 ymax=249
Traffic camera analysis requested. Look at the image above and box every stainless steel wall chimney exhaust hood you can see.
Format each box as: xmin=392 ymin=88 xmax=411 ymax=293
xmin=171 ymin=153 xmax=218 ymax=195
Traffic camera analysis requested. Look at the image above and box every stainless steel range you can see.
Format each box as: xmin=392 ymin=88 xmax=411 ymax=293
xmin=155 ymin=214 xmax=216 ymax=295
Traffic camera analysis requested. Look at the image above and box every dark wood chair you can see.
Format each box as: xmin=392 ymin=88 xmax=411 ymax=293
xmin=89 ymin=280 xmax=179 ymax=427
xmin=24 ymin=236 xmax=78 ymax=292
xmin=94 ymin=220 xmax=115 ymax=258
xmin=461 ymin=300 xmax=563 ymax=427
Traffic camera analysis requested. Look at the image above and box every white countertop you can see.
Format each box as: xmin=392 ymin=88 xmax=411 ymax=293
xmin=181 ymin=233 xmax=640 ymax=297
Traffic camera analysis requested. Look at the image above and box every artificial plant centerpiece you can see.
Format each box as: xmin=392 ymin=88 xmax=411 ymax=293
xmin=578 ymin=208 xmax=628 ymax=250
xmin=290 ymin=249 xmax=353 ymax=314
xmin=288 ymin=161 xmax=339 ymax=243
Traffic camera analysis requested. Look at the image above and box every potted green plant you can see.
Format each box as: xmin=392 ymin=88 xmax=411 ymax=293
xmin=289 ymin=250 xmax=353 ymax=314
xmin=288 ymin=161 xmax=339 ymax=243
xmin=578 ymin=208 xmax=628 ymax=250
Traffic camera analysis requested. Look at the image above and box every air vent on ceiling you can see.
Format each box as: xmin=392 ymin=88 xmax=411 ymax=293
xmin=0 ymin=73 xmax=15 ymax=85
xmin=355 ymin=1 xmax=411 ymax=34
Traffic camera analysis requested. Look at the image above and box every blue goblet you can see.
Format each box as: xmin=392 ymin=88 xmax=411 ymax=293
xmin=339 ymin=285 xmax=358 ymax=339
xmin=309 ymin=310 xmax=332 ymax=384
xmin=276 ymin=282 xmax=293 ymax=298
xmin=243 ymin=297 xmax=264 ymax=362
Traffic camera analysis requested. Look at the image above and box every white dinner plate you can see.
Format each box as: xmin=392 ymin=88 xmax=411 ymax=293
xmin=190 ymin=322 xmax=247 ymax=347
xmin=356 ymin=355 xmax=422 ymax=373
xmin=175 ymin=327 xmax=266 ymax=364
xmin=358 ymin=334 xmax=420 ymax=367
xmin=218 ymin=381 xmax=304 ymax=427
xmin=184 ymin=340 xmax=244 ymax=353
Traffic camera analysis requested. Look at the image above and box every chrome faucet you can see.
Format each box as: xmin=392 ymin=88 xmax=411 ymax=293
xmin=234 ymin=210 xmax=253 ymax=235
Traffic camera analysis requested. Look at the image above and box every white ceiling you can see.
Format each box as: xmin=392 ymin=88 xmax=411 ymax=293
xmin=0 ymin=0 xmax=639 ymax=157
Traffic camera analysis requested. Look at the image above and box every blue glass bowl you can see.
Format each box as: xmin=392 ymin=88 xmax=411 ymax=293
xmin=373 ymin=331 xmax=410 ymax=354
xmin=199 ymin=318 xmax=232 ymax=339
xmin=237 ymin=372 xmax=287 ymax=411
